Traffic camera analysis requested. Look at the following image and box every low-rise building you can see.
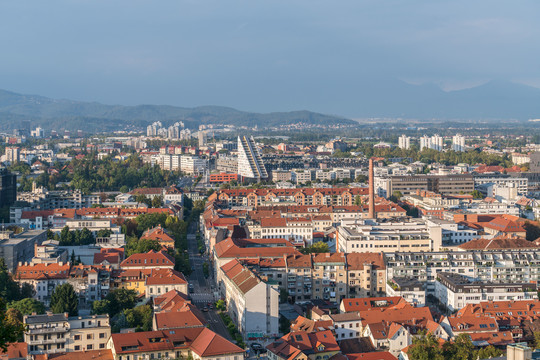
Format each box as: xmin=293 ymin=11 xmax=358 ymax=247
xmin=108 ymin=328 xmax=244 ymax=360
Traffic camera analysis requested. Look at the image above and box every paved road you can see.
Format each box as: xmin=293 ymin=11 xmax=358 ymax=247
xmin=186 ymin=221 xmax=232 ymax=341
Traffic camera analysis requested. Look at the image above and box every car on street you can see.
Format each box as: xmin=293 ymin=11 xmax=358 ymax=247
xmin=202 ymin=306 xmax=209 ymax=312
xmin=251 ymin=343 xmax=266 ymax=354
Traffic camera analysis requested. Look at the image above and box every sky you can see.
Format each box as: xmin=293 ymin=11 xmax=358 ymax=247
xmin=1 ymin=0 xmax=539 ymax=117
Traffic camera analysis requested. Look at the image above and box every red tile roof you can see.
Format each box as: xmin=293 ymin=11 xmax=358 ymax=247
xmin=341 ymin=297 xmax=406 ymax=313
xmin=16 ymin=263 xmax=71 ymax=280
xmin=146 ymin=268 xmax=187 ymax=286
xmin=346 ymin=352 xmax=397 ymax=360
xmin=120 ymin=250 xmax=175 ymax=268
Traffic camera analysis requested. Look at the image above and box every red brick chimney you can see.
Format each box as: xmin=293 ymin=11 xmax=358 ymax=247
xmin=368 ymin=158 xmax=375 ymax=219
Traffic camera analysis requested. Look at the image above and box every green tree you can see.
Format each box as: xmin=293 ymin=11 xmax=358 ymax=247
xmin=7 ymin=298 xmax=45 ymax=316
xmin=535 ymin=330 xmax=540 ymax=349
xmin=444 ymin=333 xmax=475 ymax=360
xmin=124 ymin=305 xmax=153 ymax=331
xmin=105 ymin=288 xmax=137 ymax=317
xmin=0 ymin=299 xmax=25 ymax=351
xmin=92 ymin=299 xmax=111 ymax=315
xmin=407 ymin=331 xmax=444 ymax=360
xmin=151 ymin=195 xmax=164 ymax=208
xmin=0 ymin=259 xmax=21 ymax=302
xmin=524 ymin=221 xmax=540 ymax=241
xmin=477 ymin=346 xmax=502 ymax=359
xmin=50 ymin=283 xmax=78 ymax=316
xmin=471 ymin=190 xmax=484 ymax=199
xmin=215 ymin=299 xmax=226 ymax=311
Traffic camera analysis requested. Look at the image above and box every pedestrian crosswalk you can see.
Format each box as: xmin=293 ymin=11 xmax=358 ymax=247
xmin=191 ymin=292 xmax=215 ymax=304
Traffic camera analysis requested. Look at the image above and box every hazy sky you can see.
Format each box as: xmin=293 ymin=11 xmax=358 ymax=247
xmin=1 ymin=0 xmax=539 ymax=116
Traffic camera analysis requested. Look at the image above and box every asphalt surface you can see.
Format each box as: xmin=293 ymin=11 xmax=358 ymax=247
xmin=186 ymin=221 xmax=233 ymax=341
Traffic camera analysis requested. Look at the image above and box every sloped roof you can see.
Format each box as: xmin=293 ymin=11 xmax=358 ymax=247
xmin=346 ymin=252 xmax=385 ymax=271
xmin=145 ymin=268 xmax=187 ymax=286
xmin=458 ymin=236 xmax=538 ymax=250
xmin=341 ymin=297 xmax=405 ymax=313
xmin=120 ymin=250 xmax=175 ymax=268
xmin=16 ymin=263 xmax=71 ymax=280
xmin=346 ymin=352 xmax=397 ymax=360
xmin=154 ymin=308 xmax=205 ymax=329
xmin=221 ymin=259 xmax=260 ymax=295
xmin=189 ymin=327 xmax=244 ymax=357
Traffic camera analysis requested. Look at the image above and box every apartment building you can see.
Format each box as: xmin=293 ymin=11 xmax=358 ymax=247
xmin=284 ymin=254 xmax=313 ymax=302
xmin=435 ymin=272 xmax=536 ymax=312
xmin=337 ymin=218 xmax=442 ymax=253
xmin=385 ymin=248 xmax=540 ymax=296
xmin=210 ymin=187 xmax=369 ymax=207
xmin=311 ymin=253 xmax=348 ymax=302
xmin=120 ymin=250 xmax=175 ymax=270
xmin=389 ymin=174 xmax=474 ymax=195
xmin=237 ymin=135 xmax=269 ymax=181
xmin=346 ymin=252 xmax=386 ymax=297
xmin=108 ymin=328 xmax=244 ymax=360
xmin=249 ymin=217 xmax=314 ymax=245
xmin=474 ymin=176 xmax=528 ymax=196
xmin=220 ymin=259 xmax=279 ymax=340
xmin=16 ymin=262 xmax=71 ymax=305
xmin=385 ymin=277 xmax=425 ymax=306
xmin=24 ymin=313 xmax=110 ymax=355
xmin=145 ymin=268 xmax=188 ymax=299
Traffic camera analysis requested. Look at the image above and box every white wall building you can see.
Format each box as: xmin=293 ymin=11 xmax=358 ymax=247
xmin=220 ymin=259 xmax=279 ymax=340
xmin=398 ymin=135 xmax=411 ymax=150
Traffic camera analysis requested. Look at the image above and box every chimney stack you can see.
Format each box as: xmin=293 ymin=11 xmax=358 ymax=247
xmin=368 ymin=158 xmax=375 ymax=219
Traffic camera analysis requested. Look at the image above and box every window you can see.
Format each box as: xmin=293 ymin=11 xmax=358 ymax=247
xmin=100 ymin=333 xmax=106 ymax=338
xmin=100 ymin=343 xmax=105 ymax=349
xmin=88 ymin=345 xmax=93 ymax=350
xmin=75 ymin=346 xmax=80 ymax=351
xmin=87 ymin=334 xmax=93 ymax=340
xmin=74 ymin=335 xmax=81 ymax=341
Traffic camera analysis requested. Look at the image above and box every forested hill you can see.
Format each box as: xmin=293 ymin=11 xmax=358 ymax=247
xmin=0 ymin=89 xmax=356 ymax=133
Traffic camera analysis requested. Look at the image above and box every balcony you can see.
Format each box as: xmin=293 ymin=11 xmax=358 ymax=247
xmin=28 ymin=337 xmax=66 ymax=345
xmin=28 ymin=326 xmax=69 ymax=335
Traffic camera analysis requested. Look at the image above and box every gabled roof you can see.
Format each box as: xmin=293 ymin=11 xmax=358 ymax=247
xmin=346 ymin=252 xmax=385 ymax=271
xmin=153 ymin=290 xmax=190 ymax=312
xmin=346 ymin=352 xmax=397 ymax=360
xmin=189 ymin=327 xmax=244 ymax=357
xmin=120 ymin=250 xmax=175 ymax=268
xmin=215 ymin=238 xmax=300 ymax=259
xmin=291 ymin=316 xmax=334 ymax=333
xmin=341 ymin=297 xmax=405 ymax=313
xmin=221 ymin=259 xmax=260 ymax=295
xmin=16 ymin=263 xmax=71 ymax=280
xmin=312 ymin=253 xmax=345 ymax=264
xmin=0 ymin=342 xmax=28 ymax=359
xmin=141 ymin=226 xmax=175 ymax=244
xmin=457 ymin=235 xmax=538 ymax=250
xmin=445 ymin=316 xmax=498 ymax=332
xmin=47 ymin=350 xmax=113 ymax=360
xmin=145 ymin=268 xmax=187 ymax=286
xmin=154 ymin=307 xmax=205 ymax=330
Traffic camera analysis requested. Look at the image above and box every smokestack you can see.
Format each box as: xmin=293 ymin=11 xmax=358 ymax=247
xmin=368 ymin=158 xmax=375 ymax=219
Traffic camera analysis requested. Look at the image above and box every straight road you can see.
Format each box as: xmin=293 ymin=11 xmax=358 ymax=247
xmin=186 ymin=221 xmax=232 ymax=341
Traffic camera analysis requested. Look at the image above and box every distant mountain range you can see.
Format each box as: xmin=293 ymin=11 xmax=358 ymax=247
xmin=0 ymin=89 xmax=355 ymax=133
xmin=1 ymin=79 xmax=540 ymax=133
xmin=345 ymin=79 xmax=540 ymax=120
